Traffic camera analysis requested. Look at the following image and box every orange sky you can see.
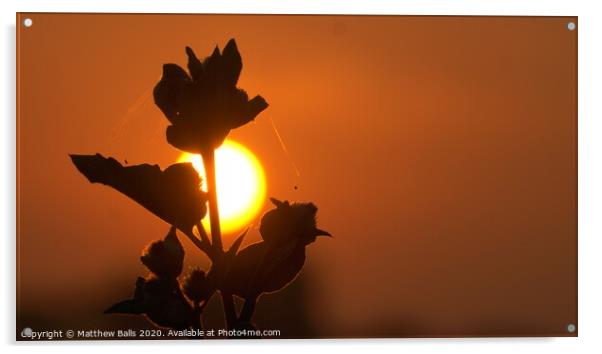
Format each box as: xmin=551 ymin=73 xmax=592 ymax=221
xmin=17 ymin=14 xmax=577 ymax=337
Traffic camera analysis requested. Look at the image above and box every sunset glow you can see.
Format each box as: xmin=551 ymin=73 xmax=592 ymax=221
xmin=178 ymin=139 xmax=266 ymax=235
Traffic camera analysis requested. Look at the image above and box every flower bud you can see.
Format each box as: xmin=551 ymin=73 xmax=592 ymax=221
xmin=140 ymin=227 xmax=184 ymax=279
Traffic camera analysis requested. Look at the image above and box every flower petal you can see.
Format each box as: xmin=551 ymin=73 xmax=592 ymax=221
xmin=244 ymin=95 xmax=269 ymax=122
xmin=221 ymin=39 xmax=242 ymax=87
xmin=185 ymin=46 xmax=203 ymax=81
xmin=156 ymin=40 xmax=269 ymax=153
xmin=201 ymin=46 xmax=223 ymax=88
xmin=229 ymin=94 xmax=269 ymax=129
xmin=153 ymin=64 xmax=191 ymax=123
xmin=166 ymin=121 xmax=228 ymax=154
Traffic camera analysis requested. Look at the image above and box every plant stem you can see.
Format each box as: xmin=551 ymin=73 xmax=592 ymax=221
xmin=221 ymin=292 xmax=238 ymax=329
xmin=196 ymin=222 xmax=211 ymax=247
xmin=202 ymin=148 xmax=237 ymax=329
xmin=192 ymin=302 xmax=203 ymax=331
xmin=239 ymin=297 xmax=257 ymax=323
xmin=203 ymin=150 xmax=223 ymax=252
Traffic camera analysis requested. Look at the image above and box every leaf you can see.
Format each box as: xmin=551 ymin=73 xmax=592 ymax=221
xmin=224 ymin=199 xmax=331 ymax=299
xmin=70 ymin=154 xmax=207 ymax=234
xmin=226 ymin=228 xmax=248 ymax=257
xmin=104 ymin=299 xmax=144 ymax=314
xmin=224 ymin=242 xmax=306 ymax=299
xmin=141 ymin=227 xmax=184 ymax=279
xmin=105 ymin=276 xmax=195 ymax=330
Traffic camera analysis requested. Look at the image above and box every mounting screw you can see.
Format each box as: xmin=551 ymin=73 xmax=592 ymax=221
xmin=567 ymin=22 xmax=576 ymax=31
xmin=567 ymin=323 xmax=576 ymax=333
xmin=23 ymin=18 xmax=33 ymax=27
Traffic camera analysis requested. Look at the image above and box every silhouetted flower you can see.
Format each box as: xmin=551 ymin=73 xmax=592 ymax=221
xmin=225 ymin=198 xmax=331 ymax=299
xmin=153 ymin=39 xmax=268 ymax=154
xmin=70 ymin=154 xmax=207 ymax=234
xmin=141 ymin=227 xmax=184 ymax=279
xmin=182 ymin=268 xmax=213 ymax=304
xmin=105 ymin=276 xmax=195 ymax=330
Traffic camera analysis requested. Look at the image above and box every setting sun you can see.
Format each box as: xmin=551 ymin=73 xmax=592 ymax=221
xmin=178 ymin=139 xmax=266 ymax=234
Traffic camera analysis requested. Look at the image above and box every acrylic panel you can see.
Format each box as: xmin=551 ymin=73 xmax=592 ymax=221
xmin=16 ymin=13 xmax=577 ymax=340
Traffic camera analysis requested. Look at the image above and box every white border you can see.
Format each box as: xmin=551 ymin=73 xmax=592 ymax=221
xmin=2 ymin=1 xmax=601 ymax=353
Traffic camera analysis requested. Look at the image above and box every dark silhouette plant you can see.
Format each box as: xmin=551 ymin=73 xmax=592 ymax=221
xmin=70 ymin=39 xmax=330 ymax=338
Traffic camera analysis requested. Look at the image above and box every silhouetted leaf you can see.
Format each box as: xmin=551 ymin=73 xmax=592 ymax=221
xmin=225 ymin=241 xmax=304 ymax=299
xmin=141 ymin=227 xmax=184 ymax=279
xmin=224 ymin=198 xmax=331 ymax=299
xmin=226 ymin=228 xmax=248 ymax=257
xmin=154 ymin=39 xmax=269 ymax=153
xmin=105 ymin=276 xmax=195 ymax=330
xmin=70 ymin=154 xmax=207 ymax=234
xmin=104 ymin=299 xmax=144 ymax=314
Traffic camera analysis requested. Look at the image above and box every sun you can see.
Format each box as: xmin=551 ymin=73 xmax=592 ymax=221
xmin=177 ymin=139 xmax=266 ymax=235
